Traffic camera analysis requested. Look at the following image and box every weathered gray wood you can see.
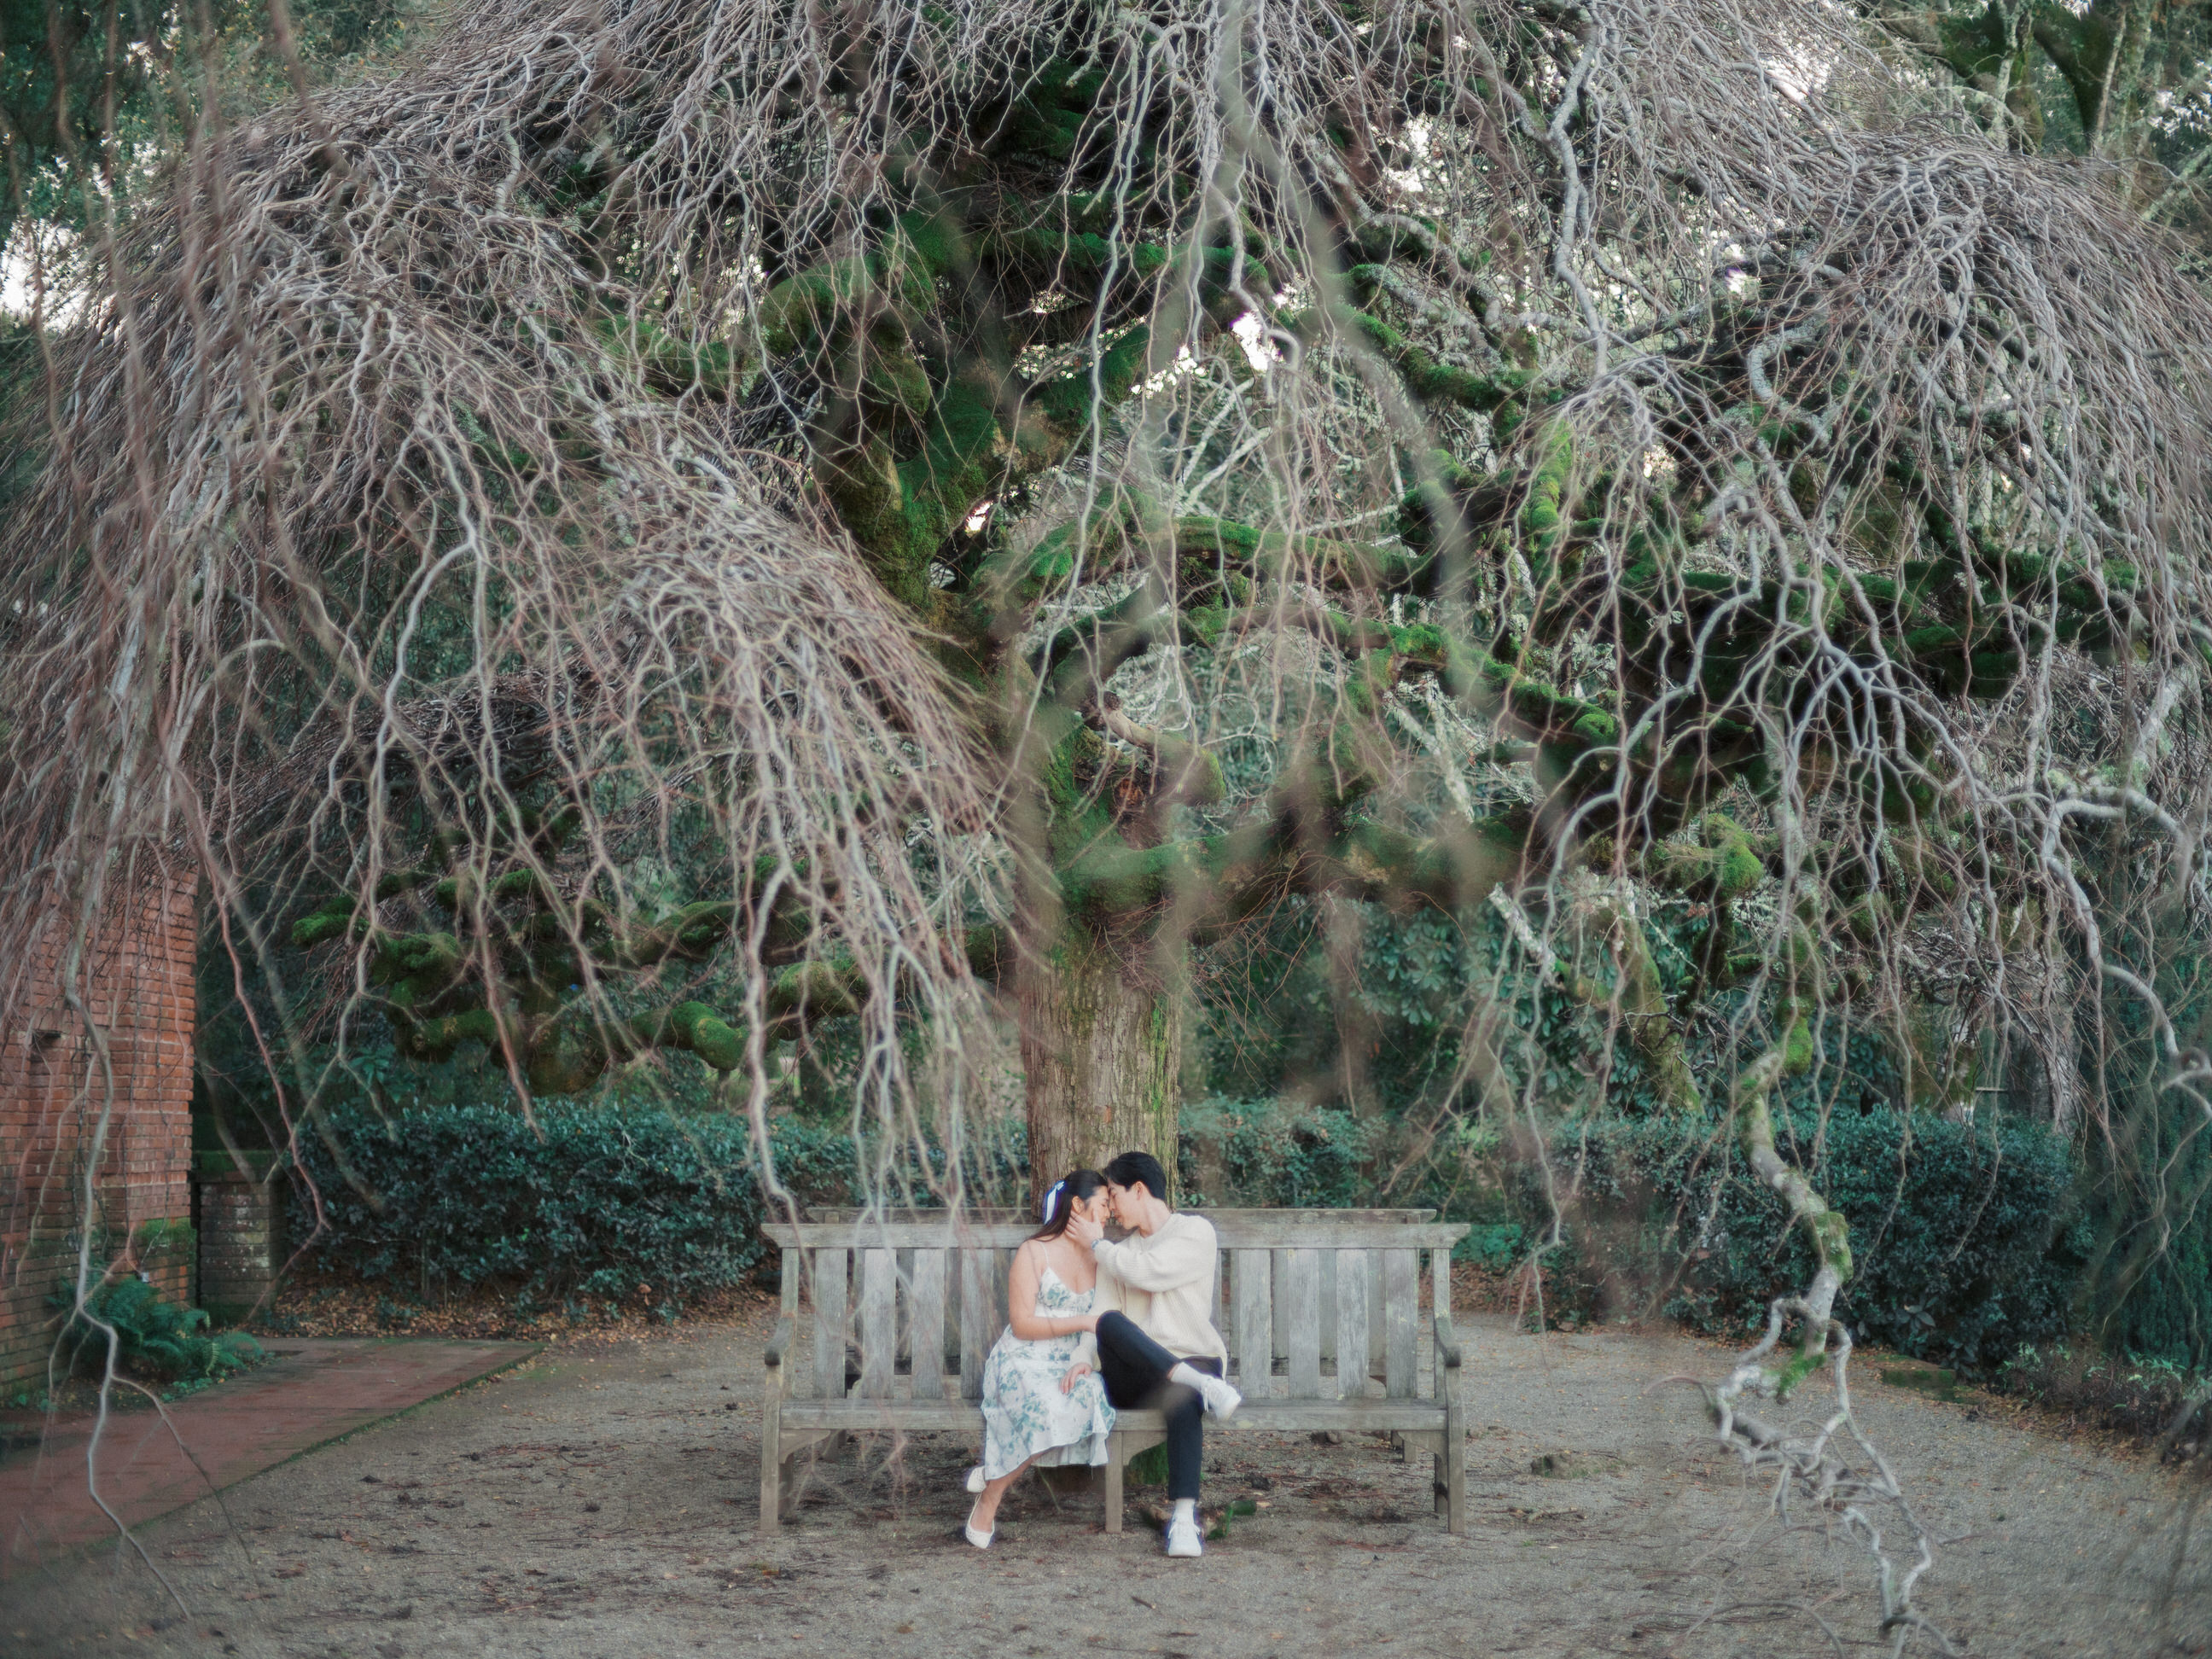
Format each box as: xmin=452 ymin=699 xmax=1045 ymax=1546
xmin=780 ymin=1248 xmax=799 ymax=1318
xmin=779 ymin=1398 xmax=1452 ymax=1433
xmin=1285 ymin=1249 xmax=1322 ymax=1397
xmin=759 ymin=1316 xmax=792 ymax=1531
xmin=1383 ymin=1249 xmax=1418 ymax=1399
xmin=801 ymin=1206 xmax=1436 ymax=1227
xmin=958 ymin=1247 xmax=994 ymax=1400
xmin=1443 ymin=1371 xmax=1467 ymax=1534
xmin=1430 ymin=1246 xmax=1452 ymax=1396
xmin=1368 ymin=1253 xmax=1387 ymax=1374
xmin=765 ymin=1217 xmax=1466 ymax=1251
xmin=1271 ymin=1248 xmax=1289 ymax=1364
xmin=811 ymin=1247 xmax=848 ymax=1401
xmin=1103 ymin=1433 xmax=1125 ymax=1534
xmin=1318 ymin=1253 xmax=1337 ymax=1365
xmin=910 ymin=1249 xmax=946 ymax=1400
xmin=894 ymin=1247 xmax=914 ymax=1368
xmin=1334 ymin=1249 xmax=1370 ymax=1399
xmin=857 ymin=1249 xmax=895 ymax=1399
xmin=766 ymin=1218 xmax=1477 ymax=1540
xmin=1232 ymin=1249 xmax=1271 ymax=1397
xmin=945 ymin=1244 xmax=964 ymax=1369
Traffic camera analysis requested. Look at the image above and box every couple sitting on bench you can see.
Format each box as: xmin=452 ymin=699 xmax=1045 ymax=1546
xmin=963 ymin=1150 xmax=1242 ymax=1558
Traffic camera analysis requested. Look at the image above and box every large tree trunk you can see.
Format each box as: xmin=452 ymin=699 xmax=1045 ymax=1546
xmin=1018 ymin=931 xmax=1182 ymax=1202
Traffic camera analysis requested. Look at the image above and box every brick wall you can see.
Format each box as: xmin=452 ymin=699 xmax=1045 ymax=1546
xmin=193 ymin=1168 xmax=286 ymax=1324
xmin=0 ymin=870 xmax=199 ymax=1392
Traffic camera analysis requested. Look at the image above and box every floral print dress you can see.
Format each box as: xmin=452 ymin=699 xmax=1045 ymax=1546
xmin=977 ymin=1264 xmax=1116 ymax=1480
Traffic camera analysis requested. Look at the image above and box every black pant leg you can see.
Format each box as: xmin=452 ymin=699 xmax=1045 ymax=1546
xmin=1095 ymin=1313 xmax=1218 ymax=1504
xmin=1161 ymin=1357 xmax=1220 ymax=1501
xmin=1094 ymin=1309 xmax=1179 ymax=1402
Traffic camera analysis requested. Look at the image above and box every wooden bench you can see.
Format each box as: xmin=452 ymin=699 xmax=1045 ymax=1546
xmin=758 ymin=1208 xmax=1470 ymax=1535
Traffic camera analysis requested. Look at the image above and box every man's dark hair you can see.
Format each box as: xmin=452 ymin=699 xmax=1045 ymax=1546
xmin=1103 ymin=1150 xmax=1169 ymax=1202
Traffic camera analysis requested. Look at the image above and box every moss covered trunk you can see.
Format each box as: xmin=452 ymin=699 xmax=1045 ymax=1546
xmin=1019 ymin=933 xmax=1182 ymax=1202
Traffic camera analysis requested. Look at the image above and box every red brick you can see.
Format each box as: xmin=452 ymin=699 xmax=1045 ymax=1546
xmin=1 ymin=869 xmax=198 ymax=1390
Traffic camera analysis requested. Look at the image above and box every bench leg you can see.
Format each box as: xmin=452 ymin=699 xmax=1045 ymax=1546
xmin=760 ymin=1403 xmax=783 ymax=1534
xmin=1103 ymin=1433 xmax=1124 ymax=1534
xmin=1443 ymin=1399 xmax=1468 ymax=1536
xmin=779 ymin=1452 xmax=806 ymax=1522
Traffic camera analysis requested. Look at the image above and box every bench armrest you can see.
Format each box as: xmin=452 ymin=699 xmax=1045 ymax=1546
xmin=1433 ymin=1311 xmax=1463 ymax=1373
xmin=764 ymin=1316 xmax=795 ymax=1380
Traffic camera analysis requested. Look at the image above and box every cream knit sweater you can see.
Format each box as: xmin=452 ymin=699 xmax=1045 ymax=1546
xmin=1089 ymin=1212 xmax=1229 ymax=1365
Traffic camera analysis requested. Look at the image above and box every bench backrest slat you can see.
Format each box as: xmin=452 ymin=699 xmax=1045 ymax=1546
xmin=1285 ymin=1248 xmax=1323 ymax=1396
xmin=771 ymin=1214 xmax=1464 ymax=1407
xmin=1231 ymin=1249 xmax=1272 ymax=1399
xmin=812 ymin=1246 xmax=848 ymax=1402
xmin=857 ymin=1249 xmax=896 ymax=1399
xmin=1334 ymin=1248 xmax=1370 ymax=1400
xmin=1384 ymin=1248 xmax=1419 ymax=1399
xmin=910 ymin=1249 xmax=946 ymax=1400
xmin=958 ymin=1248 xmax=994 ymax=1402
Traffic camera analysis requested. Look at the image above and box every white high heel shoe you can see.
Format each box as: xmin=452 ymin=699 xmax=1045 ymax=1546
xmin=962 ymin=1467 xmax=993 ymax=1547
xmin=963 ymin=1500 xmax=994 ymax=1549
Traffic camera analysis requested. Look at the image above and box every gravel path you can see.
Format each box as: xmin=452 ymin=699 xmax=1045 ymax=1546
xmin=4 ymin=1304 xmax=2204 ymax=1658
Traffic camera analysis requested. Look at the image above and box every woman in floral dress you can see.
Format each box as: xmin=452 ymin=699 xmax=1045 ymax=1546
xmin=963 ymin=1169 xmax=1116 ymax=1547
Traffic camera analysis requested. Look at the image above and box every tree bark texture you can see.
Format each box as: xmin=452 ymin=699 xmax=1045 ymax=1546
xmin=1019 ymin=933 xmax=1181 ymax=1202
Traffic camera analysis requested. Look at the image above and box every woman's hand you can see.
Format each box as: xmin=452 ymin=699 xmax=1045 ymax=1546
xmin=1061 ymin=1361 xmax=1093 ymax=1394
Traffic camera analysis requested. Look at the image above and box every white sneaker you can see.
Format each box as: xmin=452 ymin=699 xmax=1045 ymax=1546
xmin=1165 ymin=1514 xmax=1203 ymax=1558
xmin=1194 ymin=1373 xmax=1242 ymax=1421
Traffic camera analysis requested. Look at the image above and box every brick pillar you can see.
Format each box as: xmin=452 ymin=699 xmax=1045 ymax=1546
xmin=193 ymin=1161 xmax=287 ymax=1324
xmin=0 ymin=867 xmax=200 ymax=1390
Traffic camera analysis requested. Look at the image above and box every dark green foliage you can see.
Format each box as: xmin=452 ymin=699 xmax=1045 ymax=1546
xmin=1455 ymin=1220 xmax=1528 ymax=1270
xmin=292 ymin=1102 xmax=806 ymax=1311
xmin=52 ymin=1278 xmax=263 ymax=1382
xmin=1513 ymin=1110 xmax=2087 ymax=1372
xmin=1179 ymin=1097 xmax=1376 ymax=1208
xmin=2080 ymin=1072 xmax=2212 ymax=1369
xmin=288 ymin=1102 xmax=1022 ymax=1313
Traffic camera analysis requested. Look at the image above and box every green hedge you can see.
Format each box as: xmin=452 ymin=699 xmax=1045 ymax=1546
xmin=291 ymin=1104 xmax=863 ymax=1313
xmin=1178 ymin=1097 xmax=1377 ymax=1208
xmin=1518 ymin=1109 xmax=2089 ymax=1371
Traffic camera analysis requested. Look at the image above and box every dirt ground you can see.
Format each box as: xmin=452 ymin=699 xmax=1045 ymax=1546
xmin=3 ymin=1304 xmax=2206 ymax=1659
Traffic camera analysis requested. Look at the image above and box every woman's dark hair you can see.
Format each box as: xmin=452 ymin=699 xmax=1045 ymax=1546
xmin=1030 ymin=1169 xmax=1107 ymax=1242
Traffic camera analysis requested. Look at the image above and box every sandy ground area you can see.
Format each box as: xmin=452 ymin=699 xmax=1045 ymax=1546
xmin=3 ymin=1304 xmax=2205 ymax=1659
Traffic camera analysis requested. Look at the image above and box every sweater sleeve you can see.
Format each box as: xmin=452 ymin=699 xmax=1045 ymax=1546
xmin=1091 ymin=1218 xmax=1213 ymax=1292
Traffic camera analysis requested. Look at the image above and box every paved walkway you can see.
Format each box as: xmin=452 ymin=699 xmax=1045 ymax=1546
xmin=1 ymin=1336 xmax=538 ymax=1572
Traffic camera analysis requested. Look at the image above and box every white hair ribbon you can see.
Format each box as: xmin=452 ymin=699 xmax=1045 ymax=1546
xmin=1040 ymin=1179 xmax=1067 ymax=1223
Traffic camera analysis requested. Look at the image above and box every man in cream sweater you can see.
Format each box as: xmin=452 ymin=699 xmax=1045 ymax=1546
xmin=1067 ymin=1150 xmax=1242 ymax=1558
